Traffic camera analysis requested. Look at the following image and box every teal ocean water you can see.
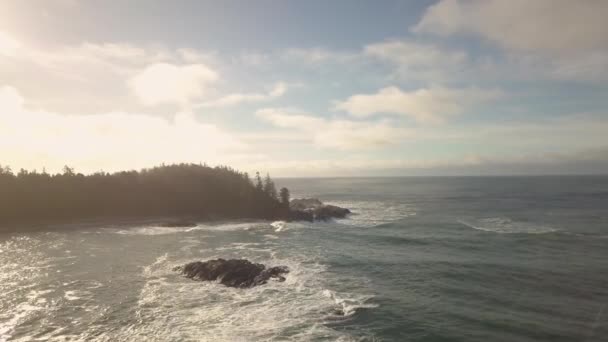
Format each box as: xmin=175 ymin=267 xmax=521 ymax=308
xmin=1 ymin=176 xmax=607 ymax=341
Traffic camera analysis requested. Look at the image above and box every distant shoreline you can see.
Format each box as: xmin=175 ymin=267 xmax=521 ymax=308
xmin=0 ymin=215 xmax=273 ymax=234
xmin=0 ymin=163 xmax=290 ymax=231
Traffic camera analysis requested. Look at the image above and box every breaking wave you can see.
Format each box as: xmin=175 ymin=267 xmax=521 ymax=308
xmin=103 ymin=241 xmax=376 ymax=341
xmin=330 ymin=200 xmax=416 ymax=228
xmin=459 ymin=217 xmax=558 ymax=234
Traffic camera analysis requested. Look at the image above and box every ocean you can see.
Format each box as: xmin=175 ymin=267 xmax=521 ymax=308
xmin=1 ymin=176 xmax=607 ymax=341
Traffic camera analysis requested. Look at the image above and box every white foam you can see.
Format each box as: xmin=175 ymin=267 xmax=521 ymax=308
xmin=64 ymin=290 xmax=83 ymax=301
xmin=270 ymin=221 xmax=287 ymax=232
xmin=107 ymin=247 xmax=377 ymax=341
xmin=322 ymin=289 xmax=379 ymax=316
xmin=329 ymin=200 xmax=416 ymax=228
xmin=114 ymin=225 xmax=206 ymax=236
xmin=0 ymin=287 xmax=57 ymax=340
xmin=459 ymin=217 xmax=557 ymax=234
xmin=142 ymin=253 xmax=169 ymax=278
xmin=0 ymin=303 xmax=43 ymax=340
xmin=110 ymin=221 xmax=292 ymax=236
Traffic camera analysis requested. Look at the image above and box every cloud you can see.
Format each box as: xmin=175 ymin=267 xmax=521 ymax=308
xmin=0 ymin=86 xmax=244 ymax=173
xmin=256 ymin=107 xmax=406 ymax=150
xmin=281 ymin=47 xmax=356 ymax=64
xmin=256 ymin=108 xmax=325 ymax=128
xmin=128 ymin=63 xmax=218 ymax=107
xmin=414 ymin=0 xmax=608 ymax=54
xmin=196 ymin=82 xmax=287 ymax=108
xmin=334 ymin=86 xmax=502 ymax=124
xmin=240 ymin=145 xmax=608 ymax=177
xmin=364 ymin=39 xmax=468 ymax=80
xmin=412 ymin=0 xmax=608 ymax=82
xmin=0 ymin=34 xmax=222 ymax=113
xmin=0 ymin=31 xmax=21 ymax=57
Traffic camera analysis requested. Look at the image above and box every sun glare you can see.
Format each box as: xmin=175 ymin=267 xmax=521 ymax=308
xmin=0 ymin=31 xmax=20 ymax=57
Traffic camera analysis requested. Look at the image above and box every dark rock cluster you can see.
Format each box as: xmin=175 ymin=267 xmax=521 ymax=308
xmin=288 ymin=198 xmax=351 ymax=222
xmin=176 ymin=258 xmax=289 ymax=288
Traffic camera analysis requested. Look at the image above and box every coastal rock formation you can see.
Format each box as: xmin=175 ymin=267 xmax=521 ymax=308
xmin=314 ymin=204 xmax=351 ymax=220
xmin=288 ymin=198 xmax=351 ymax=222
xmin=176 ymin=258 xmax=289 ymax=288
xmin=287 ymin=209 xmax=314 ymax=222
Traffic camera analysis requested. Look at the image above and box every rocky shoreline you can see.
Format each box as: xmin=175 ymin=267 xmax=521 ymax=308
xmin=174 ymin=199 xmax=351 ymax=289
xmin=0 ymin=198 xmax=351 ymax=233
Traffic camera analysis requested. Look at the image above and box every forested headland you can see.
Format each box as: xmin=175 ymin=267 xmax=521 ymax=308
xmin=0 ymin=163 xmax=291 ymax=226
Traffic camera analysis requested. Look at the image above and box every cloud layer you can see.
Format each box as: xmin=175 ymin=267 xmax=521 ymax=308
xmin=129 ymin=63 xmax=219 ymax=106
xmin=414 ymin=0 xmax=608 ymax=53
xmin=1 ymin=1 xmax=607 ymax=176
xmin=334 ymin=86 xmax=502 ymax=124
xmin=0 ymin=86 xmax=243 ymax=172
xmin=256 ymin=108 xmax=406 ymax=150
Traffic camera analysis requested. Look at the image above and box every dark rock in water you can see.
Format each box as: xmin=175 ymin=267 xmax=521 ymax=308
xmin=315 ymin=204 xmax=351 ymax=220
xmin=288 ymin=198 xmax=351 ymax=222
xmin=332 ymin=308 xmax=345 ymax=316
xmin=290 ymin=198 xmax=324 ymax=211
xmin=160 ymin=220 xmax=197 ymax=228
xmin=287 ymin=209 xmax=314 ymax=222
xmin=176 ymin=259 xmax=289 ymax=288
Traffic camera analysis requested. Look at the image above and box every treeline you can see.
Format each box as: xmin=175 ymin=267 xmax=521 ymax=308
xmin=0 ymin=163 xmax=291 ymax=224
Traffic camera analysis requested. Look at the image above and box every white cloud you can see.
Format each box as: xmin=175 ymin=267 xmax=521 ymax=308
xmin=0 ymin=86 xmax=244 ymax=173
xmin=364 ymin=39 xmax=468 ymax=80
xmin=281 ymin=47 xmax=356 ymax=64
xmin=413 ymin=1 xmax=608 ymax=82
xmin=256 ymin=108 xmax=325 ymax=128
xmin=241 ymin=147 xmax=608 ymax=177
xmin=256 ymin=108 xmax=406 ymax=150
xmin=0 ymin=31 xmax=21 ymax=57
xmin=77 ymin=42 xmax=149 ymax=60
xmin=334 ymin=86 xmax=502 ymax=124
xmin=128 ymin=63 xmax=218 ymax=107
xmin=196 ymin=82 xmax=287 ymax=108
xmin=414 ymin=0 xmax=608 ymax=54
xmin=0 ymin=34 xmax=223 ymax=113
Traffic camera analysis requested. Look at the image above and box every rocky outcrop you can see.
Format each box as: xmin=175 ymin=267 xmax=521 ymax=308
xmin=288 ymin=198 xmax=351 ymax=222
xmin=287 ymin=209 xmax=314 ymax=222
xmin=175 ymin=259 xmax=289 ymax=288
xmin=290 ymin=198 xmax=325 ymax=211
xmin=314 ymin=204 xmax=351 ymax=220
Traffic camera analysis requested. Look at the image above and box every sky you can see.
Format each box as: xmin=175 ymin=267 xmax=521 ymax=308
xmin=1 ymin=0 xmax=608 ymax=177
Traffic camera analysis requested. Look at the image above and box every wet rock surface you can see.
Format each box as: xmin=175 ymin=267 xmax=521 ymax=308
xmin=176 ymin=258 xmax=289 ymax=288
xmin=288 ymin=198 xmax=351 ymax=222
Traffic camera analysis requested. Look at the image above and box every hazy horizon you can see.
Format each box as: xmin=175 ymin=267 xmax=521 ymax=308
xmin=2 ymin=0 xmax=608 ymax=177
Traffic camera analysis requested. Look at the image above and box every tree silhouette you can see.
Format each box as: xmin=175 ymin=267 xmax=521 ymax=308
xmin=62 ymin=165 xmax=75 ymax=176
xmin=254 ymin=172 xmax=263 ymax=192
xmin=263 ymin=173 xmax=278 ymax=200
xmin=0 ymin=163 xmax=289 ymax=227
xmin=279 ymin=187 xmax=290 ymax=206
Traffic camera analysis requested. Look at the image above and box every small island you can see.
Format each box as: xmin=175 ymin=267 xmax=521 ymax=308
xmin=175 ymin=259 xmax=290 ymax=288
xmin=0 ymin=163 xmax=350 ymax=230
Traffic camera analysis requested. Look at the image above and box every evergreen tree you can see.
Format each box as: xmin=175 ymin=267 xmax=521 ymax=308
xmin=263 ymin=173 xmax=277 ymax=199
xmin=0 ymin=163 xmax=289 ymax=226
xmin=279 ymin=187 xmax=290 ymax=206
xmin=63 ymin=165 xmax=75 ymax=176
xmin=254 ymin=171 xmax=264 ymax=192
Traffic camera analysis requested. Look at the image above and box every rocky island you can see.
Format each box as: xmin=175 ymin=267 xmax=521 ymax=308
xmin=176 ymin=259 xmax=289 ymax=288
xmin=288 ymin=198 xmax=351 ymax=222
